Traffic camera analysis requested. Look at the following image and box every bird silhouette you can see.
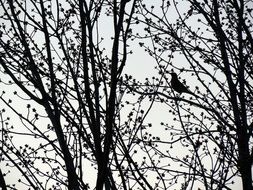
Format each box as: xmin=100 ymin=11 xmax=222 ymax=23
xmin=170 ymin=73 xmax=195 ymax=96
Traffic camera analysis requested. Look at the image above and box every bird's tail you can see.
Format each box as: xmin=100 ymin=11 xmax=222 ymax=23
xmin=187 ymin=90 xmax=200 ymax=98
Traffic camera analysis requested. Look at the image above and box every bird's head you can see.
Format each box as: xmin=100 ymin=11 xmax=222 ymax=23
xmin=170 ymin=73 xmax=178 ymax=79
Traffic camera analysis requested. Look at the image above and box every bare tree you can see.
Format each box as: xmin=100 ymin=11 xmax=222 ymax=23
xmin=127 ymin=0 xmax=253 ymax=189
xmin=1 ymin=0 xmax=252 ymax=190
xmin=0 ymin=0 xmax=142 ymax=189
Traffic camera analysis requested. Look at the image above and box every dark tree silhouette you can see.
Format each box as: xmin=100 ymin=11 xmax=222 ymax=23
xmin=130 ymin=0 xmax=253 ymax=189
xmin=0 ymin=0 xmax=252 ymax=190
xmin=0 ymin=0 xmax=144 ymax=189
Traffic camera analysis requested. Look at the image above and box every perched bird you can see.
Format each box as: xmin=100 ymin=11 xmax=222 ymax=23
xmin=170 ymin=73 xmax=195 ymax=96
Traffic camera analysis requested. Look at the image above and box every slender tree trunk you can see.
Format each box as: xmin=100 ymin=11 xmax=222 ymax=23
xmin=45 ymin=105 xmax=81 ymax=190
xmin=237 ymin=127 xmax=252 ymax=190
xmin=0 ymin=169 xmax=7 ymax=190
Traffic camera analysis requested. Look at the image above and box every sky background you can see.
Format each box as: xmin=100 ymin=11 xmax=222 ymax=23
xmin=0 ymin=0 xmax=248 ymax=189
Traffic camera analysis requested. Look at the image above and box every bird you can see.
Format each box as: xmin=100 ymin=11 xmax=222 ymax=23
xmin=170 ymin=73 xmax=195 ymax=96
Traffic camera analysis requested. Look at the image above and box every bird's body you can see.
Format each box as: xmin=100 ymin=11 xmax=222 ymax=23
xmin=170 ymin=73 xmax=194 ymax=95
